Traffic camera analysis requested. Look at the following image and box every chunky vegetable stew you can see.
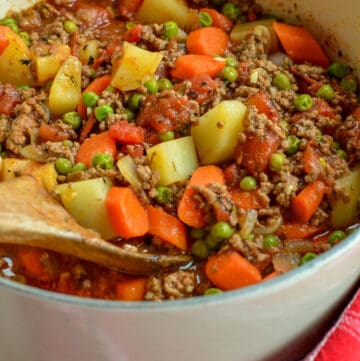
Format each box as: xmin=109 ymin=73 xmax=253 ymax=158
xmin=0 ymin=0 xmax=359 ymax=301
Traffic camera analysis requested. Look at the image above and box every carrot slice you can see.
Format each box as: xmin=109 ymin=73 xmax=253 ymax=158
xmin=178 ymin=165 xmax=225 ymax=228
xmin=186 ymin=27 xmax=229 ymax=56
xmin=115 ymin=277 xmax=147 ymax=301
xmin=205 ymin=250 xmax=262 ymax=291
xmin=0 ymin=28 xmax=10 ymax=54
xmin=76 ymin=131 xmax=116 ymax=167
xmin=231 ymin=189 xmax=264 ymax=210
xmin=273 ymin=22 xmax=330 ymax=67
xmin=106 ymin=187 xmax=149 ymax=239
xmin=146 ymin=205 xmax=188 ymax=251
xmin=291 ymin=180 xmax=326 ymax=223
xmin=277 ymin=223 xmax=323 ymax=240
xmin=303 ymin=143 xmax=322 ymax=175
xmin=262 ymin=272 xmax=278 ymax=282
xmin=78 ymin=75 xmax=112 ymax=118
xmin=79 ymin=114 xmax=97 ymax=143
xmin=18 ymin=247 xmax=53 ymax=282
xmin=39 ymin=123 xmax=71 ymax=142
xmin=199 ymin=8 xmax=233 ymax=33
xmin=109 ymin=121 xmax=144 ymax=144
xmin=171 ymin=54 xmax=225 ymax=80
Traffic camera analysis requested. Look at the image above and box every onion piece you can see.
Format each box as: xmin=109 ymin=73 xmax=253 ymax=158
xmin=254 ymin=214 xmax=283 ymax=235
xmin=284 ymin=239 xmax=315 ymax=254
xmin=117 ymin=155 xmax=142 ymax=189
xmin=239 ymin=209 xmax=258 ymax=238
xmin=268 ymin=52 xmax=289 ymax=67
xmin=19 ymin=144 xmax=48 ymax=163
xmin=272 ymin=253 xmax=300 ymax=273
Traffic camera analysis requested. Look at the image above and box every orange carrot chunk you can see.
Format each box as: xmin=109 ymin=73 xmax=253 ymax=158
xmin=205 ymin=250 xmax=262 ymax=291
xmin=230 ymin=189 xmax=264 ymax=210
xmin=303 ymin=143 xmax=322 ymax=175
xmin=78 ymin=75 xmax=112 ymax=118
xmin=106 ymin=187 xmax=149 ymax=239
xmin=291 ymin=180 xmax=326 ymax=223
xmin=115 ymin=277 xmax=147 ymax=301
xmin=247 ymin=90 xmax=279 ymax=122
xmin=146 ymin=205 xmax=188 ymax=251
xmin=39 ymin=123 xmax=71 ymax=142
xmin=109 ymin=121 xmax=145 ymax=144
xmin=262 ymin=272 xmax=278 ymax=282
xmin=273 ymin=22 xmax=330 ymax=68
xmin=199 ymin=8 xmax=233 ymax=33
xmin=277 ymin=223 xmax=323 ymax=240
xmin=171 ymin=54 xmax=225 ymax=80
xmin=76 ymin=131 xmax=116 ymax=167
xmin=186 ymin=27 xmax=229 ymax=56
xmin=178 ymin=165 xmax=225 ymax=228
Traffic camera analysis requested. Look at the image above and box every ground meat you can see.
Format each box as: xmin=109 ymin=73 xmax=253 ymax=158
xmin=45 ymin=141 xmax=79 ymax=164
xmin=272 ymin=172 xmax=299 ymax=207
xmin=145 ymin=270 xmax=196 ymax=301
xmin=0 ymin=84 xmax=21 ymax=116
xmin=336 ymin=115 xmax=360 ymax=160
xmin=0 ymin=117 xmax=9 ymax=143
xmin=139 ymin=25 xmax=168 ymax=51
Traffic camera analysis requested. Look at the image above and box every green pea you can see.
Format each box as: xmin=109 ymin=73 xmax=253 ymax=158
xmin=263 ymin=234 xmax=280 ymax=248
xmin=341 ymin=77 xmax=358 ymax=93
xmin=328 ymin=62 xmax=347 ymax=79
xmin=270 ymin=153 xmax=286 ymax=172
xmin=191 ymin=239 xmax=210 ymax=259
xmin=333 ymin=141 xmax=341 ymax=150
xmin=62 ymin=111 xmax=82 ymax=129
xmin=63 ymin=20 xmax=78 ymax=34
xmin=280 ymin=119 xmax=291 ymax=131
xmin=225 ymin=56 xmax=238 ymax=67
xmin=55 ymin=158 xmax=73 ymax=175
xmin=240 ymin=176 xmax=257 ymax=191
xmin=121 ymin=108 xmax=135 ymax=122
xmin=209 ymin=221 xmax=234 ymax=243
xmin=82 ymin=91 xmax=99 ymax=108
xmin=163 ymin=21 xmax=178 ymax=39
xmin=155 ymin=185 xmax=172 ymax=204
xmin=105 ymin=85 xmax=115 ymax=93
xmin=190 ymin=228 xmax=207 ymax=240
xmin=286 ymin=135 xmax=300 ymax=156
xmin=19 ymin=32 xmax=31 ymax=46
xmin=199 ymin=12 xmax=213 ymax=27
xmin=62 ymin=140 xmax=73 ymax=148
xmin=72 ymin=162 xmax=87 ymax=172
xmin=17 ymin=84 xmax=30 ymax=91
xmin=144 ymin=79 xmax=159 ymax=94
xmin=0 ymin=151 xmax=8 ymax=158
xmin=300 ymin=252 xmax=317 ymax=264
xmin=294 ymin=94 xmax=313 ymax=111
xmin=92 ymin=153 xmax=114 ymax=169
xmin=328 ymin=230 xmax=346 ymax=245
xmin=125 ymin=21 xmax=136 ymax=30
xmin=222 ymin=66 xmax=238 ymax=82
xmin=273 ymin=73 xmax=291 ymax=90
xmin=204 ymin=288 xmax=223 ymax=296
xmin=222 ymin=3 xmax=241 ymax=20
xmin=94 ymin=104 xmax=114 ymax=122
xmin=158 ymin=78 xmax=173 ymax=91
xmin=316 ymin=84 xmax=335 ymax=101
xmin=159 ymin=131 xmax=175 ymax=142
xmin=336 ymin=149 xmax=348 ymax=160
xmin=0 ymin=18 xmax=19 ymax=33
xmin=128 ymin=93 xmax=143 ymax=111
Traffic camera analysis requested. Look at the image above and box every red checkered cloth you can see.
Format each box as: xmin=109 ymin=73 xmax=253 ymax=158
xmin=304 ymin=287 xmax=360 ymax=361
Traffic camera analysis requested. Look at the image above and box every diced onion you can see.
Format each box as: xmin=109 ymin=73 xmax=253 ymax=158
xmin=239 ymin=209 xmax=258 ymax=238
xmin=254 ymin=214 xmax=283 ymax=235
xmin=284 ymin=239 xmax=315 ymax=254
xmin=268 ymin=52 xmax=289 ymax=67
xmin=272 ymin=253 xmax=300 ymax=273
xmin=19 ymin=144 xmax=48 ymax=163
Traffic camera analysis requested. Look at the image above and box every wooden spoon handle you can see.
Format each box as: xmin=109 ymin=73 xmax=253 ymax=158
xmin=0 ymin=177 xmax=191 ymax=274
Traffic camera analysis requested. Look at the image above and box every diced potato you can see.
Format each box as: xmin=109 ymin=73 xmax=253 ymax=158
xmin=78 ymin=40 xmax=100 ymax=65
xmin=49 ymin=55 xmax=82 ymax=116
xmin=0 ymin=158 xmax=40 ymax=181
xmin=191 ymin=100 xmax=247 ymax=165
xmin=0 ymin=26 xmax=33 ymax=86
xmin=55 ymin=177 xmax=117 ymax=240
xmin=331 ymin=165 xmax=360 ymax=228
xmin=230 ymin=19 xmax=279 ymax=54
xmin=137 ymin=0 xmax=190 ymax=29
xmin=147 ymin=136 xmax=199 ymax=186
xmin=111 ymin=42 xmax=163 ymax=92
xmin=117 ymin=156 xmax=142 ymax=189
xmin=31 ymin=163 xmax=58 ymax=192
xmin=35 ymin=45 xmax=71 ymax=84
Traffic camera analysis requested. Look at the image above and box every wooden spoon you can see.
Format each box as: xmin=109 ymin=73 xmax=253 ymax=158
xmin=0 ymin=176 xmax=192 ymax=275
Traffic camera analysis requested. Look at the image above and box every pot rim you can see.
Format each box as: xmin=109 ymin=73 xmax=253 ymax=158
xmin=1 ymin=227 xmax=359 ymax=309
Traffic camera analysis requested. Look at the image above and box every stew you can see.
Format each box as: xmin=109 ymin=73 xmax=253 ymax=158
xmin=0 ymin=0 xmax=359 ymax=301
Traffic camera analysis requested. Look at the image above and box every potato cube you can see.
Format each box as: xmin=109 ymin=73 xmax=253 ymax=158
xmin=147 ymin=136 xmax=199 ymax=186
xmin=191 ymin=100 xmax=247 ymax=165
